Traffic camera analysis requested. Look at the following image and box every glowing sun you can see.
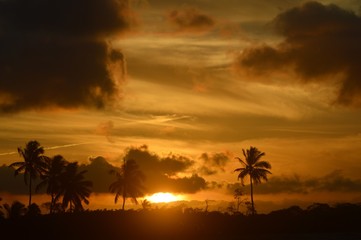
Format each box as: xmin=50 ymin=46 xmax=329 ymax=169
xmin=147 ymin=192 xmax=181 ymax=203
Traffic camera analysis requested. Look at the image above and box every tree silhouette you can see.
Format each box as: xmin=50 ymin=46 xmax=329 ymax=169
xmin=55 ymin=162 xmax=92 ymax=212
xmin=109 ymin=159 xmax=145 ymax=210
xmin=26 ymin=203 xmax=41 ymax=217
xmin=9 ymin=141 xmax=48 ymax=206
xmin=234 ymin=188 xmax=245 ymax=213
xmin=0 ymin=197 xmax=4 ymax=219
xmin=3 ymin=201 xmax=27 ymax=219
xmin=36 ymin=155 xmax=68 ymax=214
xmin=141 ymin=199 xmax=152 ymax=210
xmin=234 ymin=146 xmax=271 ymax=215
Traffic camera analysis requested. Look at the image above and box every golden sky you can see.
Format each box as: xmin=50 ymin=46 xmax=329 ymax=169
xmin=1 ymin=0 xmax=361 ymax=212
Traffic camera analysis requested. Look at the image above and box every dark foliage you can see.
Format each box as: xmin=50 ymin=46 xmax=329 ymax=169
xmin=0 ymin=203 xmax=360 ymax=240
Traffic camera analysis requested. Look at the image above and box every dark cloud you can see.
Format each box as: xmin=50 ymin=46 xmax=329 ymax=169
xmin=123 ymin=145 xmax=206 ymax=194
xmin=198 ymin=152 xmax=230 ymax=176
xmin=0 ymin=164 xmax=30 ymax=194
xmin=234 ymin=1 xmax=361 ymax=106
xmin=79 ymin=156 xmax=118 ymax=193
xmin=167 ymin=7 xmax=215 ymax=33
xmin=0 ymin=0 xmax=134 ymax=112
xmin=227 ymin=170 xmax=361 ymax=195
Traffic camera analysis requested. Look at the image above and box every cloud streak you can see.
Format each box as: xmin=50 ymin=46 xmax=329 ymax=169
xmin=0 ymin=0 xmax=135 ymax=112
xmin=234 ymin=1 xmax=361 ymax=106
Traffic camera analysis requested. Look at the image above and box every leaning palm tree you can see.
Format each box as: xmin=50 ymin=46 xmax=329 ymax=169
xmin=109 ymin=159 xmax=145 ymax=210
xmin=55 ymin=162 xmax=92 ymax=212
xmin=234 ymin=146 xmax=271 ymax=215
xmin=36 ymin=155 xmax=68 ymax=214
xmin=9 ymin=141 xmax=48 ymax=206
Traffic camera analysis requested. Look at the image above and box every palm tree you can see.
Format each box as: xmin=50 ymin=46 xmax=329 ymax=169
xmin=109 ymin=159 xmax=145 ymax=210
xmin=9 ymin=141 xmax=48 ymax=206
xmin=55 ymin=162 xmax=92 ymax=212
xmin=234 ymin=146 xmax=271 ymax=215
xmin=36 ymin=155 xmax=68 ymax=214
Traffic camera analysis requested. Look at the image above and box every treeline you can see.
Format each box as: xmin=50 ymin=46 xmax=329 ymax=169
xmin=1 ymin=140 xmax=145 ymax=215
xmin=1 ymin=141 xmax=274 ymax=216
xmin=0 ymin=203 xmax=361 ymax=240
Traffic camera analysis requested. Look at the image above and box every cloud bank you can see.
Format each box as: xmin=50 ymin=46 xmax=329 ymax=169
xmin=0 ymin=0 xmax=135 ymax=112
xmin=227 ymin=170 xmax=361 ymax=195
xmin=123 ymin=145 xmax=206 ymax=194
xmin=235 ymin=1 xmax=361 ymax=106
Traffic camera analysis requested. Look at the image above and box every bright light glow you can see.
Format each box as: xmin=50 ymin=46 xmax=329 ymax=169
xmin=147 ymin=192 xmax=181 ymax=203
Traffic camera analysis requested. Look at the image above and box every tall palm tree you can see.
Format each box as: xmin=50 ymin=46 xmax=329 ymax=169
xmin=109 ymin=159 xmax=145 ymax=210
xmin=36 ymin=155 xmax=68 ymax=214
xmin=55 ymin=162 xmax=92 ymax=212
xmin=234 ymin=146 xmax=271 ymax=215
xmin=9 ymin=141 xmax=48 ymax=206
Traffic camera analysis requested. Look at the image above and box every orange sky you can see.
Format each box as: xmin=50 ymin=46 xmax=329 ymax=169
xmin=1 ymin=0 xmax=361 ymax=212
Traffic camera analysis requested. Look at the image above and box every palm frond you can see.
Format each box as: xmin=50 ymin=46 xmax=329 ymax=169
xmin=254 ymin=161 xmax=271 ymax=169
xmin=235 ymin=157 xmax=246 ymax=166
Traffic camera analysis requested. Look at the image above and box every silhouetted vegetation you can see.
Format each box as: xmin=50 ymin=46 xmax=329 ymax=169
xmin=2 ymin=141 xmax=361 ymax=239
xmin=109 ymin=158 xmax=145 ymax=210
xmin=36 ymin=155 xmax=68 ymax=213
xmin=55 ymin=162 xmax=93 ymax=212
xmin=7 ymin=141 xmax=93 ymax=213
xmin=234 ymin=146 xmax=271 ymax=215
xmin=0 ymin=203 xmax=360 ymax=240
xmin=9 ymin=141 xmax=48 ymax=206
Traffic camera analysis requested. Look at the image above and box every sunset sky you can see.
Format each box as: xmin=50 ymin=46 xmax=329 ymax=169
xmin=1 ymin=0 xmax=361 ymax=213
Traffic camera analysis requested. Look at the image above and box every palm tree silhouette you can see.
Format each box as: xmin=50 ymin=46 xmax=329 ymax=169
xmin=9 ymin=141 xmax=48 ymax=206
xmin=36 ymin=155 xmax=68 ymax=214
xmin=234 ymin=146 xmax=271 ymax=215
xmin=55 ymin=162 xmax=92 ymax=212
xmin=109 ymin=159 xmax=145 ymax=210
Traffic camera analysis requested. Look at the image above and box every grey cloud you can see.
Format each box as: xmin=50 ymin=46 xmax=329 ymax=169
xmin=0 ymin=164 xmax=30 ymax=194
xmin=79 ymin=156 xmax=118 ymax=193
xmin=123 ymin=145 xmax=206 ymax=194
xmin=0 ymin=0 xmax=134 ymax=112
xmin=234 ymin=1 xmax=361 ymax=106
xmin=198 ymin=152 xmax=231 ymax=176
xmin=227 ymin=170 xmax=361 ymax=195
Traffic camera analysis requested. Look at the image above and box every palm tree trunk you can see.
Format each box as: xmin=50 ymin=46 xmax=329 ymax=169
xmin=122 ymin=195 xmax=126 ymax=210
xmin=50 ymin=193 xmax=54 ymax=214
xmin=250 ymin=176 xmax=254 ymax=215
xmin=29 ymin=176 xmax=32 ymax=207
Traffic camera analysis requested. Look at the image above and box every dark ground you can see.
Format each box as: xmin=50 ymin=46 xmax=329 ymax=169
xmin=1 ymin=203 xmax=361 ymax=240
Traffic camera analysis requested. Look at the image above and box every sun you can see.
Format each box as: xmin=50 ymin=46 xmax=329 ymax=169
xmin=147 ymin=192 xmax=181 ymax=203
